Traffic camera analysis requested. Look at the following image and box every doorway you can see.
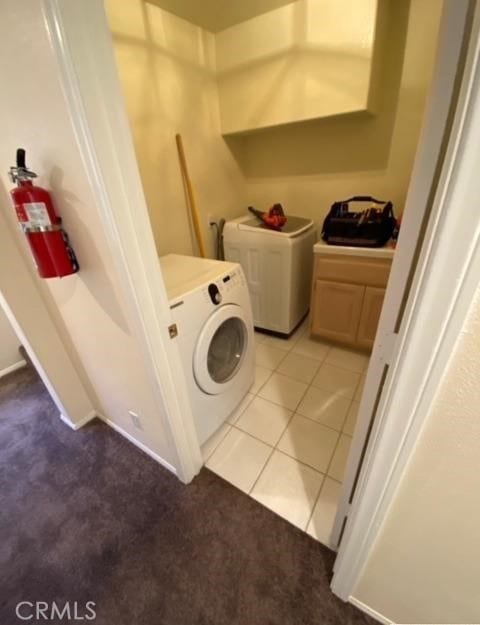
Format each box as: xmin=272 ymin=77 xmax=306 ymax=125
xmin=0 ymin=202 xmax=96 ymax=432
xmin=102 ymin=0 xmax=466 ymax=550
xmin=0 ymin=303 xmax=27 ymax=379
xmin=44 ymin=0 xmax=478 ymax=615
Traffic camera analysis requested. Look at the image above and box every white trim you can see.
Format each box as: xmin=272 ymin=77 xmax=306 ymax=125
xmin=330 ymin=0 xmax=469 ymax=552
xmin=331 ymin=0 xmax=469 ymax=552
xmin=98 ymin=414 xmax=178 ymax=476
xmin=0 ymin=360 xmax=27 ymax=378
xmin=42 ymin=0 xmax=202 ymax=482
xmin=60 ymin=410 xmax=96 ymax=431
xmin=0 ymin=292 xmax=84 ymax=426
xmin=348 ymin=597 xmax=392 ymax=625
xmin=332 ymin=0 xmax=480 ymax=601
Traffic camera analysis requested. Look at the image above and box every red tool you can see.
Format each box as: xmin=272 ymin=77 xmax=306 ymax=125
xmin=248 ymin=203 xmax=287 ymax=230
xmin=9 ymin=149 xmax=79 ymax=278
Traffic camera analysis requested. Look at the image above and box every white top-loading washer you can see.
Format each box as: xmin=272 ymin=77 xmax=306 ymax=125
xmin=223 ymin=215 xmax=317 ymax=335
xmin=159 ymin=254 xmax=255 ymax=445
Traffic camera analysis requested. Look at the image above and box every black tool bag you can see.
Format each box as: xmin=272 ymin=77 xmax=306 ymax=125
xmin=322 ymin=196 xmax=396 ymax=247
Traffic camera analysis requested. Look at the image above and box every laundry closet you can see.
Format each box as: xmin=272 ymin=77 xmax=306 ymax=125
xmin=105 ymin=0 xmax=444 ymax=548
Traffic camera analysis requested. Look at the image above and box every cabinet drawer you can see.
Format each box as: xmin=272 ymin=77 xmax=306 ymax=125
xmin=315 ymin=256 xmax=391 ymax=288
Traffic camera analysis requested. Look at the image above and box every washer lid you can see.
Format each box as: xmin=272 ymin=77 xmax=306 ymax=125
xmin=238 ymin=216 xmax=313 ymax=237
xmin=159 ymin=254 xmax=238 ymax=302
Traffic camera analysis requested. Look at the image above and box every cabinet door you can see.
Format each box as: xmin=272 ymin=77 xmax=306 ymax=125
xmin=311 ymin=280 xmax=364 ymax=344
xmin=357 ymin=286 xmax=386 ymax=350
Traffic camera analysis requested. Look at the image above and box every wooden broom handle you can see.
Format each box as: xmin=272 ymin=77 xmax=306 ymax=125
xmin=175 ymin=133 xmax=207 ymax=258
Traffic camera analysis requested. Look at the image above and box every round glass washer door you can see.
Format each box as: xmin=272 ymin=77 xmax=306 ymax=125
xmin=193 ymin=304 xmax=250 ymax=395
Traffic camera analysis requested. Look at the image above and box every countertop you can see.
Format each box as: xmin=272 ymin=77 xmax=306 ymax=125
xmin=314 ymin=239 xmax=395 ymax=259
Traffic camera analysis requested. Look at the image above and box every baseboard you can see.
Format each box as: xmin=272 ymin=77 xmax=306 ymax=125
xmin=60 ymin=410 xmax=97 ymax=431
xmin=348 ymin=597 xmax=392 ymax=625
xmin=0 ymin=360 xmax=27 ymax=378
xmin=98 ymin=414 xmax=177 ymax=476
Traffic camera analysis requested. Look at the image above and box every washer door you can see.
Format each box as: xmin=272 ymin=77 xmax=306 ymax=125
xmin=194 ymin=304 xmax=250 ymax=395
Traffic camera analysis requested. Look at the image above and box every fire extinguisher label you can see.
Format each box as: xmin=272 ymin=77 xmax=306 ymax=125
xmin=23 ymin=202 xmax=51 ymax=227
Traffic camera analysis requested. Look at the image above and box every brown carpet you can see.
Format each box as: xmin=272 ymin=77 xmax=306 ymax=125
xmin=0 ymin=366 xmax=375 ymax=625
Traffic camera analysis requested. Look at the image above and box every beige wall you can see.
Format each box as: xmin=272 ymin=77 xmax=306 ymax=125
xmin=216 ymin=0 xmax=378 ymax=134
xmin=0 ymin=0 xmax=175 ymax=465
xmin=106 ymin=0 xmax=439 ymax=250
xmin=148 ymin=0 xmax=298 ymax=33
xmin=353 ymin=287 xmax=480 ymax=623
xmin=0 ymin=205 xmax=94 ymax=424
xmin=0 ymin=304 xmax=23 ymax=373
xmin=105 ymin=0 xmax=246 ymax=258
xmin=239 ymin=0 xmax=443 ymax=221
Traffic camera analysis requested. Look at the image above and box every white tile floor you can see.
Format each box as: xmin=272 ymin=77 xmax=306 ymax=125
xmin=202 ymin=319 xmax=369 ymax=549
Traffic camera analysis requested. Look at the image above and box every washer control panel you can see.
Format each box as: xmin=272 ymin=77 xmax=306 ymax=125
xmin=202 ymin=269 xmax=244 ymax=305
xmin=208 ymin=283 xmax=222 ymax=305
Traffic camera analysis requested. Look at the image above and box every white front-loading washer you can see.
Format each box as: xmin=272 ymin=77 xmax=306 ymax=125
xmin=159 ymin=254 xmax=255 ymax=445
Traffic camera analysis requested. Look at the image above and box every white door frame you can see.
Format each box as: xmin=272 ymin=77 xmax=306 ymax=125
xmin=42 ymin=0 xmax=203 ymax=483
xmin=330 ymin=0 xmax=469 ymax=549
xmin=332 ymin=0 xmax=480 ymax=601
xmin=40 ymin=0 xmax=480 ymax=601
xmin=331 ymin=0 xmax=471 ymax=549
xmin=0 ymin=292 xmax=93 ymax=430
xmin=0 ymin=207 xmax=95 ymax=429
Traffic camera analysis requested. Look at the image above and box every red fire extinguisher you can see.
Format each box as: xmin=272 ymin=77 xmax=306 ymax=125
xmin=9 ymin=149 xmax=79 ymax=278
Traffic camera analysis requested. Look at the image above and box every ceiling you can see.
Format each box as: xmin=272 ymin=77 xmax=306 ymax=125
xmin=148 ymin=0 xmax=298 ymax=32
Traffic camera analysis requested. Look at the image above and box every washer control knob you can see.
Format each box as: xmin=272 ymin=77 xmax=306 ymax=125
xmin=208 ymin=283 xmax=222 ymax=305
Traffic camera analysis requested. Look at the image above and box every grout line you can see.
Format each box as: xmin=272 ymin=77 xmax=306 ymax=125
xmin=227 ymin=393 xmax=255 ymax=426
xmin=233 ymin=403 xmax=294 ymax=449
xmin=262 ymin=338 xmax=297 ymax=353
xmin=248 ymin=444 xmax=276 ymax=496
xmin=276 ymin=410 xmax=345 ymax=478
xmin=273 ymin=411 xmax=295 ymax=447
xmin=255 ymin=344 xmax=290 ymax=369
xmin=255 ymin=374 xmax=309 ymax=411
xmin=275 ymin=353 xmax=323 ymax=384
xmin=302 ymin=433 xmax=346 ymax=534
xmin=324 ymin=429 xmax=344 ymax=481
xmin=308 ymin=380 xmax=359 ymax=401
xmin=316 ymin=355 xmax=366 ymax=375
xmin=352 ymin=370 xmax=365 ymax=393
xmin=291 ymin=410 xmax=349 ymax=436
xmin=289 ymin=347 xmax=331 ymax=365
xmin=210 ymin=409 xmax=343 ymax=540
xmin=256 ymin=374 xmax=332 ymax=419
xmin=339 ymin=397 xmax=357 ymax=433
xmin=353 ymin=373 xmax=367 ymax=403
xmin=229 ymin=339 xmax=364 ymax=536
xmin=305 ymin=473 xmax=346 ymax=541
xmin=231 ymin=399 xmax=346 ymax=467
xmin=323 ymin=360 xmax=369 ymax=375
xmin=272 ymin=446 xmax=326 ymax=478
xmin=247 ymin=405 xmax=316 ymax=499
xmin=229 ymin=424 xmax=274 ymax=450
xmin=252 ymin=366 xmax=273 ymax=395
xmin=304 ymin=473 xmax=329 ymax=533
xmin=327 ymin=475 xmax=343 ymax=486
xmin=292 ymin=385 xmax=309 ymax=413
xmin=255 ymin=345 xmax=360 ymax=434
xmin=202 ymin=423 xmax=232 ymax=462
xmin=225 ymin=400 xmax=353 ymax=467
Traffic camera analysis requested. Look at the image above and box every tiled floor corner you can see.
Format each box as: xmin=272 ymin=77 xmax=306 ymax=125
xmin=203 ymin=319 xmax=369 ymax=550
